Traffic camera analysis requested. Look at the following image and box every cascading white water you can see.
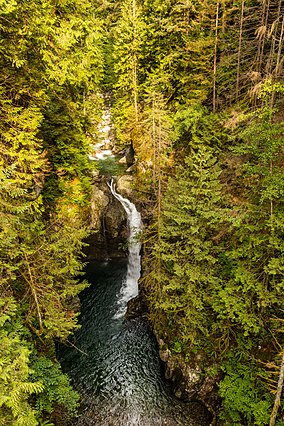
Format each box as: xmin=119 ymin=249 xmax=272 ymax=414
xmin=88 ymin=95 xmax=115 ymax=161
xmin=59 ymin=97 xmax=211 ymax=425
xmin=59 ymin=183 xmax=211 ymax=426
xmin=108 ymin=179 xmax=142 ymax=318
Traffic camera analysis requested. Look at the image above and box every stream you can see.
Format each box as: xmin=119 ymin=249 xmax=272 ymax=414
xmin=58 ymin=183 xmax=211 ymax=425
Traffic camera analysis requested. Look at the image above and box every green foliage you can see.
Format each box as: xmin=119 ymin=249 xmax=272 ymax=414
xmin=218 ymin=357 xmax=272 ymax=426
xmin=141 ymin=0 xmax=214 ymax=106
xmin=212 ymin=95 xmax=284 ymax=337
xmin=147 ymin=144 xmax=229 ymax=349
xmin=145 ymin=78 xmax=284 ymax=424
xmin=0 ymin=297 xmax=43 ymax=426
xmin=41 ymin=96 xmax=92 ymax=180
xmin=135 ymin=89 xmax=173 ymax=190
xmin=0 ymin=0 xmax=101 ymax=337
xmin=111 ymin=0 xmax=146 ymax=148
xmin=0 ymin=0 xmax=104 ymax=423
xmin=113 ymin=0 xmax=146 ymax=94
xmin=31 ymin=357 xmax=79 ymax=417
xmin=172 ymin=340 xmax=183 ymax=354
xmin=18 ymin=214 xmax=89 ymax=340
xmin=1 ymin=1 xmax=284 ymax=425
xmin=0 ymin=298 xmax=79 ymax=425
xmin=173 ymin=104 xmax=227 ymax=151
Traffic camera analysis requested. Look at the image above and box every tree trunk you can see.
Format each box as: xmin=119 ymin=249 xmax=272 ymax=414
xmin=132 ymin=0 xmax=139 ymax=122
xmin=270 ymin=15 xmax=284 ymax=105
xmin=236 ymin=0 xmax=245 ymax=100
xmin=213 ymin=1 xmax=219 ymax=113
xmin=152 ymin=97 xmax=156 ymax=184
xmin=269 ymin=350 xmax=284 ymax=426
xmin=274 ymin=15 xmax=284 ymax=77
xmin=259 ymin=0 xmax=271 ymax=69
xmin=133 ymin=60 xmax=139 ymax=122
xmin=24 ymin=253 xmax=43 ymax=333
xmin=255 ymin=0 xmax=267 ymax=72
xmin=266 ymin=0 xmax=282 ymax=76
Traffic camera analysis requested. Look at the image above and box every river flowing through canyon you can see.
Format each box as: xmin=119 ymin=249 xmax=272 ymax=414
xmin=58 ymin=183 xmax=211 ymax=425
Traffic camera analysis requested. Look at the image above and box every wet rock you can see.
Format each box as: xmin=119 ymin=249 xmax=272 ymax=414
xmin=91 ymin=170 xmax=100 ymax=179
xmin=90 ymin=185 xmax=109 ymax=230
xmin=125 ymin=295 xmax=148 ymax=320
xmin=126 ymin=165 xmax=135 ymax=173
xmin=105 ymin=198 xmax=127 ymax=240
xmin=118 ymin=156 xmax=127 ymax=164
xmin=165 ymin=356 xmax=202 ymax=400
xmin=125 ymin=143 xmax=135 ymax=167
xmin=198 ymin=373 xmax=221 ymax=425
xmin=159 ymin=347 xmax=171 ymax=363
xmin=155 ymin=338 xmax=220 ymax=423
xmin=117 ymin=144 xmax=135 ymax=167
xmin=87 ymin=178 xmax=128 ymax=260
xmin=116 ymin=175 xmax=133 ymax=198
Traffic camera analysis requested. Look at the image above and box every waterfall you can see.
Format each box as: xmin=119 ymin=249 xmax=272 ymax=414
xmin=59 ymin=97 xmax=211 ymax=426
xmin=108 ymin=179 xmax=142 ymax=318
xmin=59 ymin=179 xmax=211 ymax=426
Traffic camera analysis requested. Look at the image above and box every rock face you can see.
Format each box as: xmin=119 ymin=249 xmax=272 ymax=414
xmin=157 ymin=337 xmax=220 ymax=424
xmin=87 ymin=175 xmax=138 ymax=260
xmin=90 ymin=186 xmax=109 ymax=231
xmin=116 ymin=175 xmax=133 ymax=198
xmin=87 ymin=177 xmax=127 ymax=259
xmin=104 ymin=194 xmax=128 ymax=248
xmin=117 ymin=143 xmax=135 ymax=168
xmin=125 ymin=293 xmax=148 ymax=320
xmin=125 ymin=143 xmax=135 ymax=167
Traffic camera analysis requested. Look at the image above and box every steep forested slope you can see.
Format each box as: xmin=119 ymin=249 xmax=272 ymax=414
xmin=1 ymin=0 xmax=284 ymax=425
xmin=109 ymin=0 xmax=284 ymax=424
xmin=0 ymin=1 xmax=103 ymax=424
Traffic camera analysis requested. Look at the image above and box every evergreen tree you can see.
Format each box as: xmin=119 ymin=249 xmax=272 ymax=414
xmin=0 ymin=1 xmax=104 ymax=423
xmin=147 ymin=145 xmax=229 ymax=352
xmin=209 ymin=83 xmax=284 ymax=424
xmin=213 ymin=88 xmax=284 ymax=338
xmin=142 ymin=0 xmax=215 ymax=107
xmin=0 ymin=296 xmax=79 ymax=425
xmin=0 ymin=297 xmax=43 ymax=426
xmin=144 ymin=80 xmax=284 ymax=422
xmin=112 ymin=0 xmax=146 ymax=147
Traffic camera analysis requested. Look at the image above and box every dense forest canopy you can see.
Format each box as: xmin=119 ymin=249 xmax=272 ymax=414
xmin=0 ymin=1 xmax=103 ymax=424
xmin=1 ymin=0 xmax=284 ymax=425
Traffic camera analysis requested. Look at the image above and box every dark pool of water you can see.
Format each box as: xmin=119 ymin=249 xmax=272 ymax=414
xmin=58 ymin=259 xmax=211 ymax=425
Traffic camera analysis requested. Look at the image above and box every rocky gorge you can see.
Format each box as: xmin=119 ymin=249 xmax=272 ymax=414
xmin=80 ymin=96 xmax=217 ymax=423
xmin=85 ymin=166 xmax=218 ymax=424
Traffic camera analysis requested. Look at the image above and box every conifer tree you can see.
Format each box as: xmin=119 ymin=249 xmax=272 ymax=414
xmin=0 ymin=1 xmax=104 ymax=423
xmin=0 ymin=297 xmax=43 ymax=426
xmin=212 ymin=82 xmax=284 ymax=424
xmin=213 ymin=83 xmax=284 ymax=338
xmin=147 ymin=145 xmax=229 ymax=351
xmin=142 ymin=0 xmax=215 ymax=107
xmin=112 ymin=0 xmax=146 ymax=147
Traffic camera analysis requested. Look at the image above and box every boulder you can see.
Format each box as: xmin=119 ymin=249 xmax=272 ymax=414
xmin=118 ymin=156 xmax=127 ymax=164
xmin=116 ymin=175 xmax=133 ymax=198
xmin=104 ymin=198 xmax=127 ymax=240
xmin=125 ymin=143 xmax=135 ymax=166
xmin=90 ymin=185 xmax=109 ymax=230
xmin=125 ymin=294 xmax=148 ymax=320
xmin=155 ymin=337 xmax=220 ymax=424
xmin=87 ymin=178 xmax=128 ymax=259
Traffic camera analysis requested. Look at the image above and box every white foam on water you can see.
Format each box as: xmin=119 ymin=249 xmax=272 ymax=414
xmin=108 ymin=179 xmax=142 ymax=319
